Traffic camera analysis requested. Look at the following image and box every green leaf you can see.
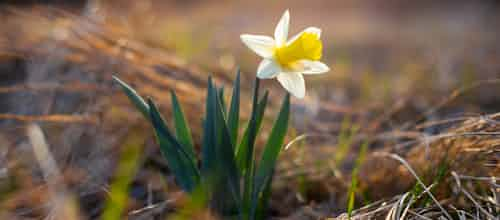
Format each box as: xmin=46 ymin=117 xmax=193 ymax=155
xmin=227 ymin=70 xmax=241 ymax=147
xmin=235 ymin=90 xmax=269 ymax=172
xmin=201 ymin=77 xmax=217 ymax=177
xmin=218 ymin=86 xmax=226 ymax=116
xmin=113 ymin=76 xmax=150 ymax=120
xmin=212 ymin=87 xmax=241 ymax=214
xmin=252 ymin=93 xmax=290 ymax=215
xmin=254 ymin=169 xmax=274 ymax=220
xmin=241 ymin=78 xmax=261 ymax=220
xmin=147 ymin=99 xmax=200 ymax=192
xmin=200 ymin=79 xmax=241 ymax=214
xmin=170 ymin=90 xmax=196 ymax=162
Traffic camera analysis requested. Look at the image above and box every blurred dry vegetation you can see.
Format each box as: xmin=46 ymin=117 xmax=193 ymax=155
xmin=0 ymin=0 xmax=499 ymax=219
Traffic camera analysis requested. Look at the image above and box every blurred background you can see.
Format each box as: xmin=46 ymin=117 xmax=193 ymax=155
xmin=0 ymin=0 xmax=499 ymax=219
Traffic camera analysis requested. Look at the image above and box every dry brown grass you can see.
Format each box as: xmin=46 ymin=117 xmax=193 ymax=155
xmin=281 ymin=113 xmax=499 ymax=219
xmin=0 ymin=6 xmax=221 ymax=219
xmin=0 ymin=4 xmax=499 ymax=220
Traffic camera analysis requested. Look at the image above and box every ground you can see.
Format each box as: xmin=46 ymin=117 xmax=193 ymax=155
xmin=0 ymin=1 xmax=499 ymax=219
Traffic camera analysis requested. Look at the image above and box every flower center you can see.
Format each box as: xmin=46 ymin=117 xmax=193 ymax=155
xmin=274 ymin=31 xmax=322 ymax=69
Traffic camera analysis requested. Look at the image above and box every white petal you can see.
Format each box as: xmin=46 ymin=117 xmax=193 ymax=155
xmin=274 ymin=10 xmax=290 ymax=47
xmin=257 ymin=59 xmax=281 ymax=79
xmin=294 ymin=60 xmax=330 ymax=74
xmin=277 ymin=73 xmax=305 ymax=98
xmin=303 ymin=27 xmax=321 ymax=38
xmin=286 ymin=26 xmax=322 ymax=45
xmin=240 ymin=34 xmax=275 ymax=58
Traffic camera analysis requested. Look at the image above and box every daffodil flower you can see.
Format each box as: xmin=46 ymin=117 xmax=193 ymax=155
xmin=240 ymin=10 xmax=330 ymax=98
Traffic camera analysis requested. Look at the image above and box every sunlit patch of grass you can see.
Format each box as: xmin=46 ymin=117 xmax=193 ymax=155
xmin=165 ymin=26 xmax=211 ymax=62
xmin=138 ymin=20 xmax=213 ymax=65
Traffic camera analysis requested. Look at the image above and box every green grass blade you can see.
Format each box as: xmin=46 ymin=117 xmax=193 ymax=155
xmin=252 ymin=94 xmax=290 ymax=215
xmin=102 ymin=133 xmax=145 ymax=220
xmin=347 ymin=140 xmax=369 ymax=218
xmin=235 ymin=90 xmax=268 ymax=172
xmin=113 ymin=76 xmax=150 ymax=120
xmin=335 ymin=117 xmax=359 ymax=166
xmin=347 ymin=177 xmax=357 ymax=219
xmin=147 ymin=99 xmax=200 ymax=192
xmin=170 ymin=90 xmax=196 ymax=162
xmin=227 ymin=70 xmax=241 ymax=147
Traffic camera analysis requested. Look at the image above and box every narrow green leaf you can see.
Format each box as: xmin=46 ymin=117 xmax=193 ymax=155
xmin=218 ymin=86 xmax=226 ymax=116
xmin=254 ymin=169 xmax=274 ymax=220
xmin=235 ymin=90 xmax=269 ymax=172
xmin=227 ymin=70 xmax=241 ymax=147
xmin=147 ymin=99 xmax=200 ymax=192
xmin=170 ymin=90 xmax=196 ymax=162
xmin=252 ymin=93 xmax=290 ymax=215
xmin=201 ymin=77 xmax=217 ymax=177
xmin=241 ymin=78 xmax=261 ymax=220
xmin=212 ymin=88 xmax=241 ymax=214
xmin=113 ymin=76 xmax=150 ymax=120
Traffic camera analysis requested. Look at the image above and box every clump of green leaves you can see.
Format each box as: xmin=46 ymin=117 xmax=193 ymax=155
xmin=113 ymin=70 xmax=290 ymax=219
